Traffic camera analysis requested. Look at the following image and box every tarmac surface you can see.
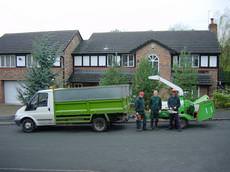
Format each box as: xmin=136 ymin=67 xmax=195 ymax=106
xmin=0 ymin=120 xmax=230 ymax=172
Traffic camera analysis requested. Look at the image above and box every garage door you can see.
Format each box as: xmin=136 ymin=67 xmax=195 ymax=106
xmin=4 ymin=81 xmax=24 ymax=105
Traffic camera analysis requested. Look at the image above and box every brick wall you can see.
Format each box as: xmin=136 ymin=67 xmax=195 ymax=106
xmin=198 ymin=68 xmax=218 ymax=96
xmin=135 ymin=42 xmax=171 ymax=81
xmin=0 ymin=68 xmax=27 ymax=80
xmin=63 ymin=33 xmax=82 ymax=83
xmin=0 ymin=68 xmax=63 ymax=103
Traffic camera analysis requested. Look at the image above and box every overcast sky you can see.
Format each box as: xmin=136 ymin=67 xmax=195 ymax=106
xmin=0 ymin=0 xmax=229 ymax=39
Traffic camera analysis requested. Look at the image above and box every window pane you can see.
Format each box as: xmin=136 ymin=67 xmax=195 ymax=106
xmin=11 ymin=55 xmax=16 ymax=67
xmin=173 ymin=56 xmax=178 ymax=66
xmin=200 ymin=56 xmax=208 ymax=67
xmin=1 ymin=56 xmax=5 ymax=67
xmin=116 ymin=56 xmax=121 ymax=66
xmin=30 ymin=94 xmax=38 ymax=107
xmin=53 ymin=56 xmax=61 ymax=66
xmin=129 ymin=55 xmax=134 ymax=67
xmin=16 ymin=56 xmax=26 ymax=67
xmin=209 ymin=56 xmax=217 ymax=67
xmin=99 ymin=56 xmax=106 ymax=66
xmin=192 ymin=55 xmax=199 ymax=67
xmin=83 ymin=56 xmax=90 ymax=66
xmin=107 ymin=55 xmax=113 ymax=66
xmin=122 ymin=55 xmax=128 ymax=67
xmin=26 ymin=55 xmax=32 ymax=67
xmin=91 ymin=56 xmax=98 ymax=66
xmin=0 ymin=56 xmax=2 ymax=67
xmin=6 ymin=56 xmax=11 ymax=67
xmin=74 ymin=56 xmax=82 ymax=66
xmin=148 ymin=54 xmax=159 ymax=72
xmin=38 ymin=93 xmax=48 ymax=107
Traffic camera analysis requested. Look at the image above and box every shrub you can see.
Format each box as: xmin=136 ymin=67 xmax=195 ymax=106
xmin=213 ymin=89 xmax=230 ymax=108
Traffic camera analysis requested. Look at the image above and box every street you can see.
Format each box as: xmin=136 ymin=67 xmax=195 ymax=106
xmin=0 ymin=121 xmax=230 ymax=172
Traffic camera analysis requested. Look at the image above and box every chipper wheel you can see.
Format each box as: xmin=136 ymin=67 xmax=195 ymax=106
xmin=180 ymin=118 xmax=189 ymax=129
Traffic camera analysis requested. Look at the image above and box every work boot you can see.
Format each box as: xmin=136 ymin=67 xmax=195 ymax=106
xmin=136 ymin=128 xmax=142 ymax=132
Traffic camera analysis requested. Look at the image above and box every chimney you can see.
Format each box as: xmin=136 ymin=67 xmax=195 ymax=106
xmin=209 ymin=18 xmax=217 ymax=33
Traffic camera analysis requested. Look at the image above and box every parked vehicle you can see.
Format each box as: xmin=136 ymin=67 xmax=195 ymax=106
xmin=15 ymin=85 xmax=130 ymax=132
xmin=149 ymin=75 xmax=215 ymax=128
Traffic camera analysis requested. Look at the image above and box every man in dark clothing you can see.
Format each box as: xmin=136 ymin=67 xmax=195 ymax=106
xmin=134 ymin=91 xmax=146 ymax=131
xmin=167 ymin=88 xmax=181 ymax=131
xmin=149 ymin=90 xmax=162 ymax=129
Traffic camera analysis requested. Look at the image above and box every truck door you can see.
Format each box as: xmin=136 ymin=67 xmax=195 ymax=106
xmin=26 ymin=92 xmax=53 ymax=125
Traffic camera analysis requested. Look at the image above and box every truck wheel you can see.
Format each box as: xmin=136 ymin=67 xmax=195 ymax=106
xmin=180 ymin=118 xmax=189 ymax=129
xmin=92 ymin=117 xmax=107 ymax=132
xmin=22 ymin=118 xmax=35 ymax=133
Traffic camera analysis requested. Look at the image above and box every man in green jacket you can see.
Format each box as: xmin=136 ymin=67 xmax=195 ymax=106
xmin=168 ymin=88 xmax=181 ymax=131
xmin=149 ymin=90 xmax=162 ymax=129
xmin=134 ymin=91 xmax=146 ymax=131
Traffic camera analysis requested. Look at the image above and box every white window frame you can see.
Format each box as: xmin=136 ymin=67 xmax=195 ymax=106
xmin=53 ymin=56 xmax=61 ymax=67
xmin=200 ymin=56 xmax=208 ymax=67
xmin=0 ymin=55 xmax=6 ymax=67
xmin=148 ymin=54 xmax=159 ymax=72
xmin=107 ymin=54 xmax=121 ymax=67
xmin=90 ymin=56 xmax=98 ymax=66
xmin=16 ymin=55 xmax=26 ymax=67
xmin=26 ymin=55 xmax=34 ymax=68
xmin=10 ymin=55 xmax=16 ymax=67
xmin=74 ymin=56 xmax=82 ymax=66
xmin=0 ymin=55 xmax=16 ymax=68
xmin=122 ymin=54 xmax=128 ymax=67
xmin=122 ymin=54 xmax=135 ymax=67
xmin=99 ymin=56 xmax=106 ymax=66
xmin=209 ymin=56 xmax=217 ymax=67
xmin=192 ymin=55 xmax=199 ymax=68
xmin=128 ymin=55 xmax=135 ymax=67
xmin=83 ymin=56 xmax=90 ymax=66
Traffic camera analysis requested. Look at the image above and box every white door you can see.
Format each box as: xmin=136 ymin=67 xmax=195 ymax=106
xmin=4 ymin=81 xmax=24 ymax=105
xmin=26 ymin=92 xmax=53 ymax=125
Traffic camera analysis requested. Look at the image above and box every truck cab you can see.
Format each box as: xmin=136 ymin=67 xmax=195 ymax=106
xmin=15 ymin=90 xmax=55 ymax=132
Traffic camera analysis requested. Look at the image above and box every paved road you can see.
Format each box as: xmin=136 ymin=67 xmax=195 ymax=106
xmin=0 ymin=121 xmax=230 ymax=172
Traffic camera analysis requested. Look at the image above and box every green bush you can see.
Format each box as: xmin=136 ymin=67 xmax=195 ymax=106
xmin=213 ymin=89 xmax=230 ymax=108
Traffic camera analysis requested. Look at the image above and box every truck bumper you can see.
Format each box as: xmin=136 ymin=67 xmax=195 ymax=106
xmin=15 ymin=119 xmax=21 ymax=126
xmin=111 ymin=115 xmax=128 ymax=123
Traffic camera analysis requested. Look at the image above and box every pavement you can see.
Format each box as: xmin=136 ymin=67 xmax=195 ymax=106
xmin=0 ymin=121 xmax=230 ymax=172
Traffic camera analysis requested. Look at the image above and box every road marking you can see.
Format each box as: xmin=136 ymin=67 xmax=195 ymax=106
xmin=0 ymin=168 xmax=100 ymax=172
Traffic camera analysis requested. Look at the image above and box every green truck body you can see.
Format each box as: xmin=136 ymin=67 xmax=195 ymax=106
xmin=53 ymin=85 xmax=130 ymax=128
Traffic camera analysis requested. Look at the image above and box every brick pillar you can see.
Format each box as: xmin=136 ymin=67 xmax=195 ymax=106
xmin=0 ymin=80 xmax=4 ymax=103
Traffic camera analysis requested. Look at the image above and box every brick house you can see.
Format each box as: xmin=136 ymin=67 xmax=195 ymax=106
xmin=0 ymin=30 xmax=82 ymax=104
xmin=70 ymin=19 xmax=220 ymax=96
xmin=0 ymin=19 xmax=220 ymax=104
